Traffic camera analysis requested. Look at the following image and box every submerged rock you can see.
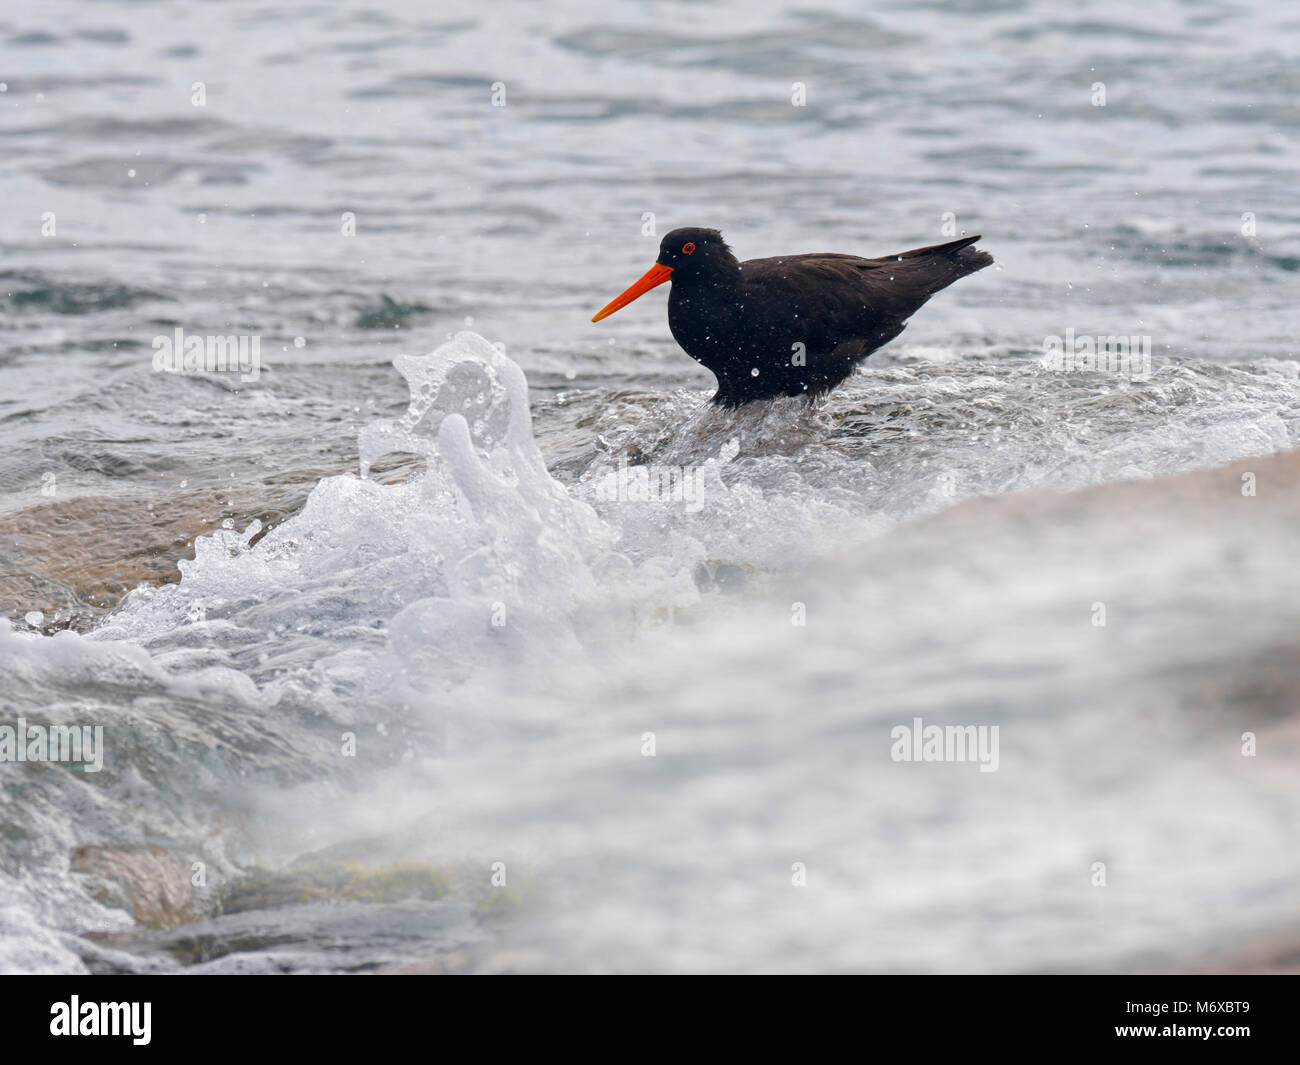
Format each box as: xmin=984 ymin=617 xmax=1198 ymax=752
xmin=221 ymin=858 xmax=450 ymax=914
xmin=71 ymin=846 xmax=208 ymax=931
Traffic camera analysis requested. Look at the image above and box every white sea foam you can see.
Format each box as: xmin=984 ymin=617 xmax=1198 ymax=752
xmin=4 ymin=333 xmax=1300 ymax=973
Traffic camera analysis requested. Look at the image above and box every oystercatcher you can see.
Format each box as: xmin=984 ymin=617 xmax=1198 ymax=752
xmin=592 ymin=227 xmax=992 ymax=406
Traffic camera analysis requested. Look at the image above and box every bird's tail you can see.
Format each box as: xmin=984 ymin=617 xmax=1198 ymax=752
xmin=895 ymin=234 xmax=993 ymax=294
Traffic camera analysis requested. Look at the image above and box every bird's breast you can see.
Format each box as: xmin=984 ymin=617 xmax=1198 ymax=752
xmin=667 ymin=285 xmax=742 ymax=365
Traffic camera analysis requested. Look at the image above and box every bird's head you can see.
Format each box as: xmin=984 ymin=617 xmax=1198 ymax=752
xmin=591 ymin=227 xmax=736 ymax=322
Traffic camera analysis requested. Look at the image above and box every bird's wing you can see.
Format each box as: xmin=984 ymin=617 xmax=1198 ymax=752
xmin=739 ymin=255 xmax=915 ymax=349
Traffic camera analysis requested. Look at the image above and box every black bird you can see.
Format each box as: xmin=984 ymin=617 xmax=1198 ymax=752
xmin=592 ymin=227 xmax=992 ymax=406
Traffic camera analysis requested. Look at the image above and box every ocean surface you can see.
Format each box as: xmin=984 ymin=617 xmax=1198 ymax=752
xmin=1 ymin=0 xmax=1299 ymax=973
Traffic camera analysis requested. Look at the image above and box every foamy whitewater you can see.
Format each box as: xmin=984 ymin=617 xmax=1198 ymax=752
xmin=3 ymin=331 xmax=1300 ymax=972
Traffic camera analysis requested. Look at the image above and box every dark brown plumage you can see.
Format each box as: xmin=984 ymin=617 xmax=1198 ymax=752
xmin=592 ymin=227 xmax=993 ymax=406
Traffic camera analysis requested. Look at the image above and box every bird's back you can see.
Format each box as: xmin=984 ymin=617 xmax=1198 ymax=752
xmin=739 ymin=236 xmax=992 ymax=336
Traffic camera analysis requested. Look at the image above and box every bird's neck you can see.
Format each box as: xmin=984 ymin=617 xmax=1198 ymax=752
xmin=673 ymin=256 xmax=742 ymax=293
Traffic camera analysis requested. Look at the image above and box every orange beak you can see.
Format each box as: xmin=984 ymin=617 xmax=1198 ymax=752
xmin=591 ymin=263 xmax=674 ymax=322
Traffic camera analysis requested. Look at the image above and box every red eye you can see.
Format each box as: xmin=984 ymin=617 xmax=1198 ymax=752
xmin=681 ymin=242 xmax=695 ymax=254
